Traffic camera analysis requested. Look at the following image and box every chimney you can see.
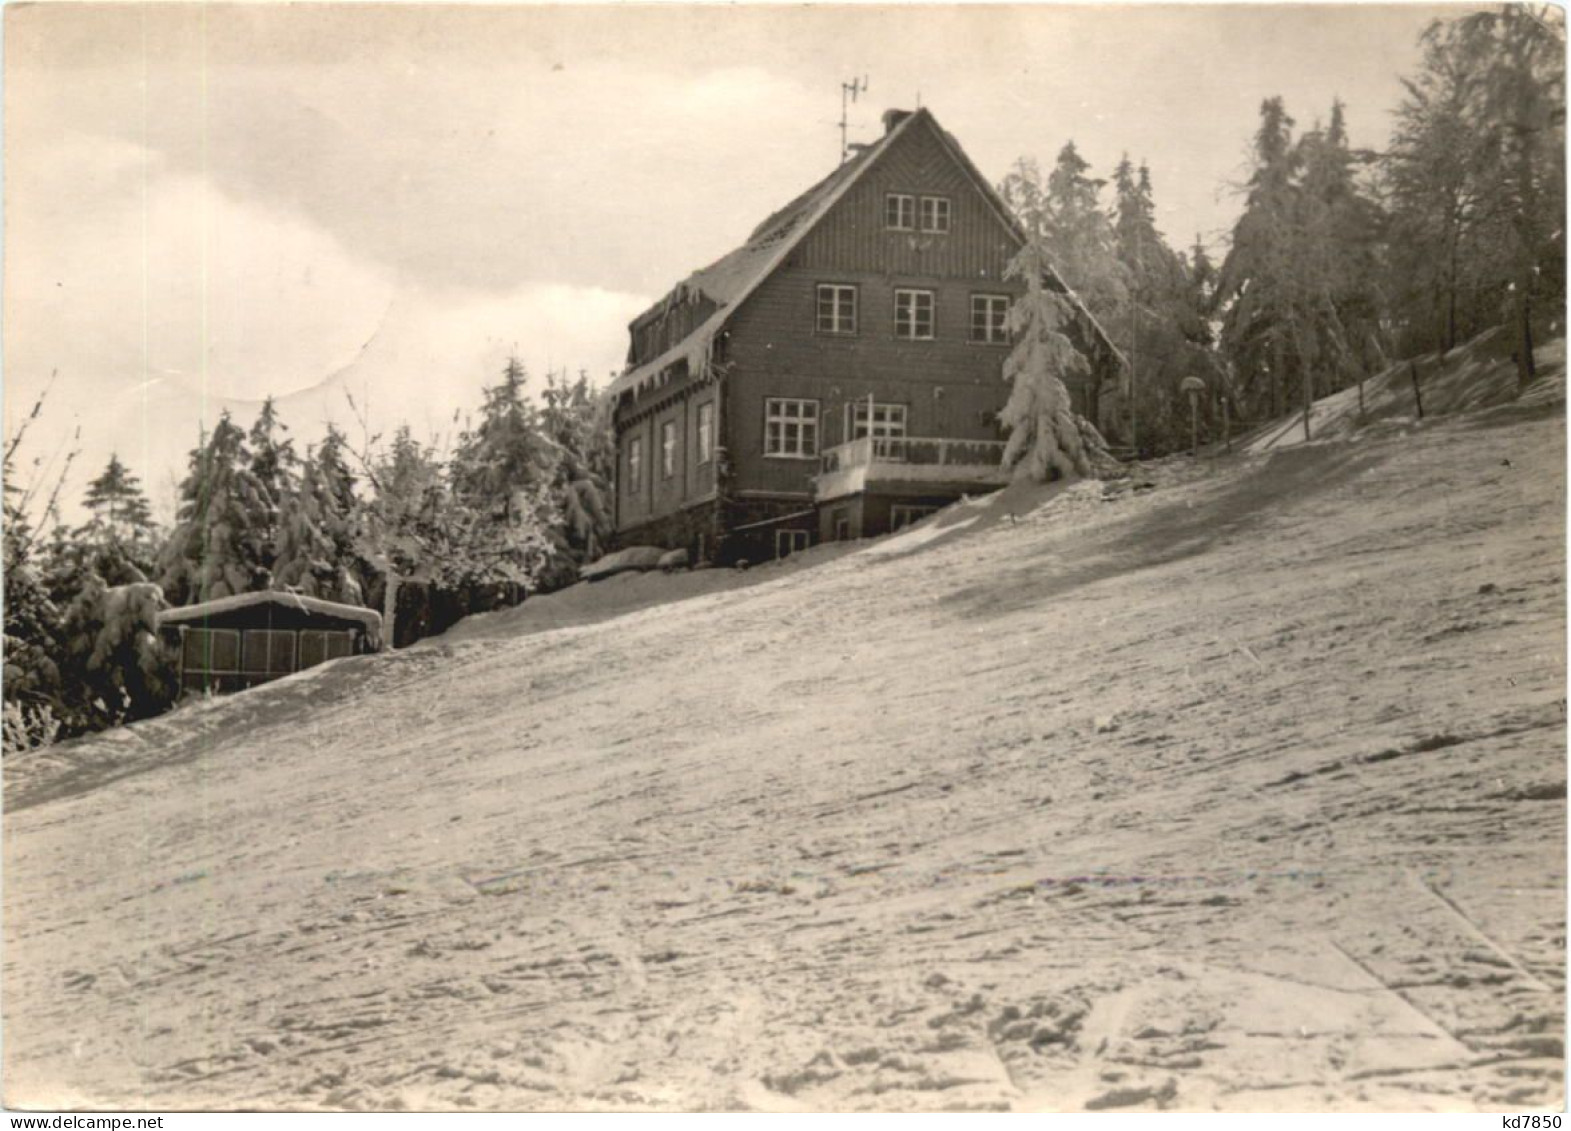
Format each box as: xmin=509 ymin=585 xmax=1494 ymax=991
xmin=882 ymin=108 xmax=913 ymax=135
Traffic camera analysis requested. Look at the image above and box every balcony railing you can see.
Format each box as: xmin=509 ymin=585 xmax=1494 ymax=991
xmin=814 ymin=435 xmax=1010 ymax=500
xmin=819 ymin=435 xmax=1009 ymax=473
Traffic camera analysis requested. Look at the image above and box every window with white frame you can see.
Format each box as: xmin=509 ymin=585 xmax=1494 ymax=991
xmin=919 ymin=196 xmax=952 ymax=233
xmin=660 ymin=420 xmax=677 ymax=479
xmin=894 ymin=289 xmax=935 ymax=340
xmin=971 ymin=293 xmax=1011 ymax=344
xmin=627 ymin=436 xmax=643 ymax=494
xmin=846 ymin=401 xmax=908 ymax=446
xmin=885 ymin=193 xmax=916 ymax=231
xmin=816 ymin=284 xmax=858 ymax=335
xmin=775 ymin=529 xmax=810 ymax=558
xmin=697 ymin=402 xmax=714 ymax=464
xmin=763 ymin=398 xmax=819 ymax=458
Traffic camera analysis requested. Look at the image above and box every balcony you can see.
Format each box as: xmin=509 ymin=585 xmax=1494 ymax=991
xmin=814 ymin=435 xmax=1011 ymax=502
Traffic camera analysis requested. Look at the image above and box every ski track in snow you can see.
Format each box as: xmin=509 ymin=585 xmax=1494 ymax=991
xmin=3 ymin=402 xmax=1565 ymax=1112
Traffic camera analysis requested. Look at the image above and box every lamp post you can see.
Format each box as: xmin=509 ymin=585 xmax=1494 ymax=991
xmin=1181 ymin=376 xmax=1207 ymax=457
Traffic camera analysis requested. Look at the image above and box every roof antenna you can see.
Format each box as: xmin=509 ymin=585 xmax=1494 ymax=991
xmin=839 ymin=75 xmax=869 ymax=164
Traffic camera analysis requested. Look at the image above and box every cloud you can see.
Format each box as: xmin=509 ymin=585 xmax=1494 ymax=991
xmin=318 ymin=279 xmax=652 ymax=445
xmin=7 ymin=135 xmax=396 ymax=403
xmin=4 ymin=122 xmax=647 ymax=525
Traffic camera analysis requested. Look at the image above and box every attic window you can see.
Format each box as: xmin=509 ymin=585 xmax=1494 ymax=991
xmin=920 ymin=196 xmax=951 ymax=233
xmin=885 ymin=193 xmax=916 ymax=231
xmin=816 ymin=284 xmax=858 ymax=335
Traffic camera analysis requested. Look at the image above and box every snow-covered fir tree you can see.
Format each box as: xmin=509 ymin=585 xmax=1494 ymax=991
xmin=538 ymin=368 xmax=614 ymax=590
xmin=245 ymin=397 xmax=298 ymax=577
xmin=2 ymin=479 xmax=64 ymax=745
xmin=158 ymin=413 xmax=276 ymax=604
xmin=449 ymin=358 xmax=558 ymax=586
xmin=999 ymin=240 xmax=1120 ymax=483
xmin=81 ymin=455 xmax=156 ymax=547
xmin=75 ymin=454 xmax=160 ymax=585
xmin=274 ymin=424 xmax=365 ymax=605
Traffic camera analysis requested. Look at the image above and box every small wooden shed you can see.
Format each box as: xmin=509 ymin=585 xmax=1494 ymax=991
xmin=157 ymin=592 xmax=383 ymax=695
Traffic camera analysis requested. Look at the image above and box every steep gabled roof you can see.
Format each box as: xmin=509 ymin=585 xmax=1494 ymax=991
xmin=610 ymin=108 xmax=1121 ymax=400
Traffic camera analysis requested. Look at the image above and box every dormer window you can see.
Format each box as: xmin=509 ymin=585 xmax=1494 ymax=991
xmin=885 ymin=193 xmax=916 ymax=231
xmin=920 ymin=196 xmax=951 ymax=233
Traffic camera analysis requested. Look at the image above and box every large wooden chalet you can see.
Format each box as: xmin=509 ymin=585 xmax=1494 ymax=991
xmin=609 ymin=107 xmax=1119 ymax=565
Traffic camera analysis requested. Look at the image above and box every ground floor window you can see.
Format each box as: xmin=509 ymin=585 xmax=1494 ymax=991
xmin=831 ymin=508 xmax=852 ymax=541
xmin=661 ymin=419 xmax=677 ymax=479
xmin=697 ymin=402 xmax=714 ymax=464
xmin=775 ymin=529 xmax=810 ymax=559
xmin=891 ymin=504 xmax=938 ymax=532
xmin=764 ymin=398 xmax=819 ymax=458
xmin=627 ymin=435 xmax=644 ymax=494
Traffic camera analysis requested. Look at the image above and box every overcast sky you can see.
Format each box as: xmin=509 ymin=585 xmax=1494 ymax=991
xmin=6 ymin=2 xmax=1470 ymax=523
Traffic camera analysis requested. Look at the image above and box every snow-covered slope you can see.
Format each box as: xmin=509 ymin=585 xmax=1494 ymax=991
xmin=4 ymin=396 xmax=1564 ymax=1112
xmin=1245 ymin=329 xmax=1566 ymax=453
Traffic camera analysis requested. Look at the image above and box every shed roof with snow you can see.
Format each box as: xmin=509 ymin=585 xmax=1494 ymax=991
xmin=157 ymin=590 xmax=384 ymax=634
xmin=159 ymin=591 xmax=383 ymax=695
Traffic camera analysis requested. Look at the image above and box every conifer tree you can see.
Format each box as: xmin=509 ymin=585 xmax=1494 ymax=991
xmin=2 ymin=480 xmax=63 ymax=739
xmin=1109 ymin=155 xmax=1208 ymax=452
xmin=158 ymin=413 xmax=275 ymax=604
xmin=1000 ymin=145 xmax=1129 ymax=429
xmin=449 ymin=358 xmax=558 ymax=584
xmin=245 ymin=397 xmax=298 ymax=575
xmin=1384 ymin=7 xmax=1565 ymax=378
xmin=1000 ymin=241 xmax=1119 ymax=483
xmin=50 ymin=573 xmax=171 ymax=734
xmin=81 ymin=455 xmax=155 ymax=544
xmin=274 ymin=425 xmax=365 ymax=605
xmin=1216 ymin=97 xmax=1303 ymax=421
xmin=76 ymin=454 xmax=159 ymax=584
xmin=538 ymin=368 xmax=614 ymax=589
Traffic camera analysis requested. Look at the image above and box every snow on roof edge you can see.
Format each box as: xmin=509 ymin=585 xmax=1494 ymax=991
xmin=157 ymin=591 xmax=384 ymax=632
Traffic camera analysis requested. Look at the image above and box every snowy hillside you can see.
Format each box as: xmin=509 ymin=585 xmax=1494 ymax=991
xmin=4 ymin=392 xmax=1565 ymax=1112
xmin=1245 ymin=329 xmax=1566 ymax=453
